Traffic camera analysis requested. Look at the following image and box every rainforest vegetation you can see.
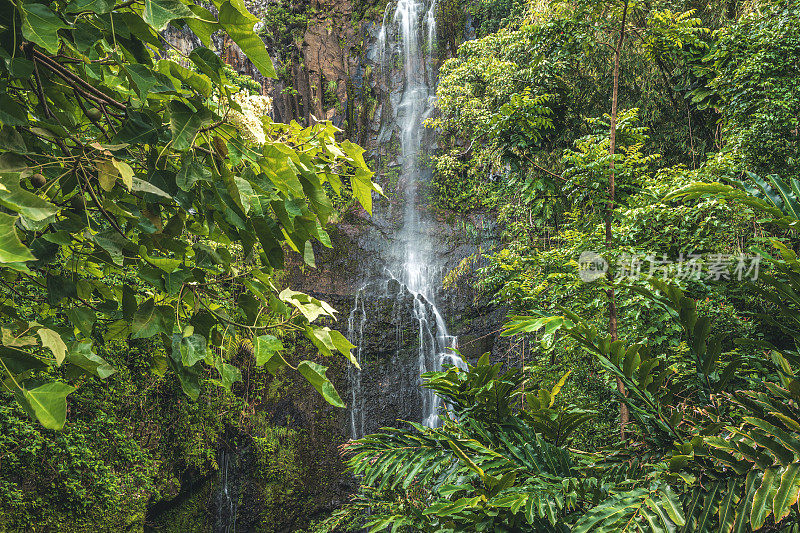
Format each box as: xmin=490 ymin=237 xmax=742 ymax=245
xmin=0 ymin=0 xmax=800 ymax=531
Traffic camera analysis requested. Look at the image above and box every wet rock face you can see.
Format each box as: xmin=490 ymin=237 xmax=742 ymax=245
xmin=289 ymin=214 xmax=504 ymax=435
xmin=313 ymin=284 xmax=423 ymax=436
xmin=358 ymin=350 xmax=422 ymax=432
xmin=162 ymin=0 xmax=444 ymax=153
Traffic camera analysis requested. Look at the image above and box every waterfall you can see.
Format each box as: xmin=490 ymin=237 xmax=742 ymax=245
xmin=387 ymin=0 xmax=466 ymax=428
xmin=347 ymin=287 xmax=367 ymax=439
xmin=384 ymin=266 xmax=462 ymax=429
xmin=214 ymin=449 xmax=237 ymax=533
xmin=346 ymin=0 xmax=465 ymax=438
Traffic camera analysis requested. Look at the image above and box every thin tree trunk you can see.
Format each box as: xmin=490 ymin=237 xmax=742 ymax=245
xmin=607 ymin=0 xmax=629 ymax=440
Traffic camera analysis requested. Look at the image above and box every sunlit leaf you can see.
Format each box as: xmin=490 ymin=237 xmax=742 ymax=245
xmin=0 ymin=213 xmax=34 ymax=263
xmin=297 ymin=360 xmax=344 ymax=407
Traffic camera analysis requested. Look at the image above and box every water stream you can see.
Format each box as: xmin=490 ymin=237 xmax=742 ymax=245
xmin=347 ymin=287 xmax=367 ymax=439
xmin=214 ymin=449 xmax=237 ymax=533
xmin=347 ymin=0 xmax=465 ymax=439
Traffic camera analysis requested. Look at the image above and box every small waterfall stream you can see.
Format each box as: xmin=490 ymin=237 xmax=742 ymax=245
xmin=347 ymin=287 xmax=367 ymax=439
xmin=347 ymin=0 xmax=466 ymax=439
xmin=214 ymin=449 xmax=237 ymax=533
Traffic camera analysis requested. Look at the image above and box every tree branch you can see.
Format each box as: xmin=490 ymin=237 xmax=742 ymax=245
xmin=31 ymin=49 xmax=126 ymax=111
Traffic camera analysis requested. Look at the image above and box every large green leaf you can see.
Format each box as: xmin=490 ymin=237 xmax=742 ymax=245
xmin=37 ymin=328 xmax=67 ymax=365
xmin=0 ymin=94 xmax=29 ymax=126
xmin=573 ymin=490 xmax=650 ymax=533
xmin=279 ymin=288 xmax=336 ymax=322
xmin=67 ymin=341 xmax=116 ymax=379
xmin=131 ymin=298 xmax=173 ymax=338
xmin=751 ymin=466 xmax=780 ymax=529
xmin=217 ymin=1 xmax=276 ymax=78
xmin=297 ymin=360 xmax=344 ymax=407
xmin=305 ymin=326 xmax=359 ymax=368
xmin=188 ymin=47 xmax=224 ymax=84
xmin=717 ymin=479 xmax=738 ymax=532
xmin=0 ymin=345 xmax=48 ymax=374
xmin=177 ymin=158 xmax=212 ymax=191
xmin=0 ymin=213 xmax=34 ymax=263
xmin=64 ymin=0 xmax=114 ymax=13
xmin=131 ymin=177 xmax=172 ymax=198
xmin=22 ymin=382 xmax=76 ymax=430
xmin=665 ymin=182 xmax=783 ymax=219
xmin=142 ymin=0 xmax=195 ymax=31
xmin=161 ymin=60 xmax=212 ymax=98
xmin=179 ymin=334 xmax=207 ymax=367
xmin=329 ymin=329 xmax=357 ymax=364
xmin=20 ymin=2 xmax=68 ymax=54
xmin=0 ymin=173 xmax=58 ymax=221
xmin=254 ymin=334 xmax=284 ymax=366
xmin=658 ymin=486 xmax=685 ymax=528
xmin=125 ymin=64 xmax=176 ymax=98
xmin=261 ymin=145 xmax=305 ymax=197
xmin=351 ymin=171 xmax=375 ymax=215
xmin=184 ymin=5 xmax=219 ymax=46
xmin=66 ymin=307 xmax=96 ymax=336
xmin=773 ymin=462 xmax=800 ymax=523
xmin=217 ymin=362 xmax=242 ymax=389
xmin=170 ymin=359 xmax=201 ymax=400
xmin=168 ymin=101 xmax=212 ymax=151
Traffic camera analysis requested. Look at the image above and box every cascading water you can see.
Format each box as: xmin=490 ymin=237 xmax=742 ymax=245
xmin=347 ymin=287 xmax=367 ymax=439
xmin=214 ymin=449 xmax=237 ymax=533
xmin=346 ymin=0 xmax=465 ymax=438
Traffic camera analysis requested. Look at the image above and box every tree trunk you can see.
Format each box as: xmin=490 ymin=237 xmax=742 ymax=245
xmin=607 ymin=0 xmax=629 ymax=440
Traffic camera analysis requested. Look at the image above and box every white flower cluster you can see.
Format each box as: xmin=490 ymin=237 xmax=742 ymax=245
xmin=229 ymin=94 xmax=272 ymax=146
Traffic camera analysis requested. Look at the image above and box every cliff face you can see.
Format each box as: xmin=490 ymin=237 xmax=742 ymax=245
xmin=166 ymin=0 xmax=468 ymax=151
xmin=165 ymin=0 xmax=385 ymax=147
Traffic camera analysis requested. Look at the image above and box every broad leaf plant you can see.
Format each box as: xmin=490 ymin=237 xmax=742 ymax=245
xmin=0 ymin=0 xmax=382 ymax=429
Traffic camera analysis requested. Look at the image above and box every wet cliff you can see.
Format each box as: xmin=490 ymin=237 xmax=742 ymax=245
xmin=165 ymin=0 xmax=470 ymax=146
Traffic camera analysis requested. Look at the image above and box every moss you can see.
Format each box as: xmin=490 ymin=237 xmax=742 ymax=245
xmin=0 ymin=396 xmax=154 ymax=532
xmin=352 ymin=0 xmax=393 ymax=22
xmin=251 ymin=427 xmax=307 ymax=529
xmin=147 ymin=480 xmax=213 ymax=532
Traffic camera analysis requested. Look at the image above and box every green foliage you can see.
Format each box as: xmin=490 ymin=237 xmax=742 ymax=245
xmin=259 ymin=0 xmax=309 ymax=51
xmin=330 ymin=350 xmax=686 ymax=532
xmin=0 ymin=0 xmax=382 ymax=430
xmin=491 ymin=90 xmax=554 ymax=163
xmin=434 ymin=0 xmax=464 ymax=56
xmin=339 ymin=3 xmax=800 ymax=529
xmin=520 ymin=370 xmax=596 ymax=447
xmin=223 ymin=64 xmax=263 ymax=95
xmin=707 ymin=1 xmax=800 ymax=180
xmin=0 ymin=400 xmax=155 ymax=530
xmin=467 ymin=0 xmax=527 ymax=37
xmin=3 ymin=0 xmax=800 ymax=529
xmin=562 ymin=110 xmax=659 ymax=216
xmin=339 ymin=263 xmax=800 ymax=531
xmin=0 ymin=334 xmax=248 ymax=530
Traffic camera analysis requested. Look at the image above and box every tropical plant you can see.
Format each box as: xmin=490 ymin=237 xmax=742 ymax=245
xmin=0 ymin=0 xmax=381 ymax=429
xmin=335 ymin=268 xmax=800 ymax=532
xmin=326 ymin=351 xmax=690 ymax=532
xmin=330 ymin=0 xmax=800 ymax=530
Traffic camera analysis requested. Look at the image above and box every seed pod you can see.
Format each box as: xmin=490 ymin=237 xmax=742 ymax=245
xmin=86 ymin=108 xmax=103 ymax=121
xmin=212 ymin=135 xmax=228 ymax=160
xmin=30 ymin=173 xmax=46 ymax=188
